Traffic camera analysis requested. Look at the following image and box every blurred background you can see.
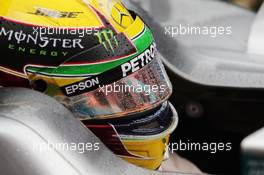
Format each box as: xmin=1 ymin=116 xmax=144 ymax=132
xmin=124 ymin=0 xmax=264 ymax=174
xmin=227 ymin=0 xmax=263 ymax=11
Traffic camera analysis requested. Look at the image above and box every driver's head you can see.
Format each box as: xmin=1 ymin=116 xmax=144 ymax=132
xmin=0 ymin=0 xmax=176 ymax=170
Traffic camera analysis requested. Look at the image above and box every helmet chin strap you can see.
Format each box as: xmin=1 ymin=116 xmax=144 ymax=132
xmin=247 ymin=2 xmax=264 ymax=56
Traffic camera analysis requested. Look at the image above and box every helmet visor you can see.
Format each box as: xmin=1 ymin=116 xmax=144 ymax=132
xmin=68 ymin=53 xmax=172 ymax=119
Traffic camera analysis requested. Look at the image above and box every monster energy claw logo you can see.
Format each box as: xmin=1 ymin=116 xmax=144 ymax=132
xmin=95 ymin=29 xmax=118 ymax=52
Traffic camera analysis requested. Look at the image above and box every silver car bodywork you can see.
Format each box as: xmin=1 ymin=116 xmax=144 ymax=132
xmin=124 ymin=0 xmax=264 ymax=88
xmin=0 ymin=88 xmax=185 ymax=175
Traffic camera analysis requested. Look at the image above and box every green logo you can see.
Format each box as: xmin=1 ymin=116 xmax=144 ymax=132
xmin=95 ymin=29 xmax=118 ymax=52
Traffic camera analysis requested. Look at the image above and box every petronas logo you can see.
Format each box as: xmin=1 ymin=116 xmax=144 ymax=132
xmin=95 ymin=29 xmax=118 ymax=52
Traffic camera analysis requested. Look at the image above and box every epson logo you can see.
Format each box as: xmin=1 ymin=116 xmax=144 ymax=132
xmin=65 ymin=77 xmax=100 ymax=95
xmin=121 ymin=43 xmax=156 ymax=77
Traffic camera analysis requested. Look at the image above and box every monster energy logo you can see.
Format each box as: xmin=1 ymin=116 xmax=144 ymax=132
xmin=95 ymin=29 xmax=118 ymax=52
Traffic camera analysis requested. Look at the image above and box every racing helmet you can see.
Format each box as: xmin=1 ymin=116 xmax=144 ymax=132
xmin=0 ymin=0 xmax=177 ymax=170
xmin=0 ymin=0 xmax=172 ymax=120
